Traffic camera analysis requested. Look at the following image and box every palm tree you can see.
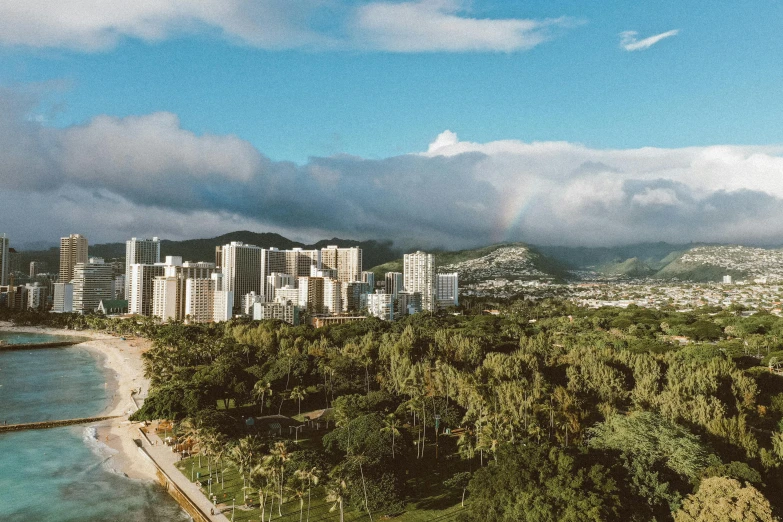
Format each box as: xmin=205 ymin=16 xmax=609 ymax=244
xmin=326 ymin=477 xmax=347 ymax=522
xmin=252 ymin=381 xmax=273 ymax=416
xmin=294 ymin=467 xmax=320 ymax=522
xmin=380 ymin=413 xmax=401 ymax=459
xmin=251 ymin=462 xmax=276 ymax=521
xmin=180 ymin=417 xmax=203 ymax=467
xmin=229 ymin=436 xmax=259 ymax=502
xmin=291 ymin=385 xmax=308 ymax=416
xmin=264 ymin=441 xmax=290 ymax=516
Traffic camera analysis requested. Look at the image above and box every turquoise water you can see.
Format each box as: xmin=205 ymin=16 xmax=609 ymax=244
xmin=0 ymin=335 xmax=188 ymax=521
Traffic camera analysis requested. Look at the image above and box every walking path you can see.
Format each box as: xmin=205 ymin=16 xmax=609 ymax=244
xmin=139 ymin=426 xmax=231 ymax=521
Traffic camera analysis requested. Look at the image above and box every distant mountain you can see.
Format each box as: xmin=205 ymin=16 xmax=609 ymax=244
xmin=650 ymin=245 xmax=783 ymax=282
xmin=370 ymin=243 xmax=569 ymax=283
xmin=536 ymin=242 xmax=701 ymax=270
xmin=16 ymin=231 xmax=401 ymax=275
xmin=596 ymin=257 xmax=656 ymax=278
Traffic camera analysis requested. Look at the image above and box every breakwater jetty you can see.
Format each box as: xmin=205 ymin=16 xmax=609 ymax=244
xmin=0 ymin=415 xmax=121 ymax=433
xmin=0 ymin=339 xmax=86 ymax=351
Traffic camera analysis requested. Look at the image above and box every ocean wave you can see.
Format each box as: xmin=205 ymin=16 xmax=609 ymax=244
xmin=82 ymin=425 xmax=123 ymax=476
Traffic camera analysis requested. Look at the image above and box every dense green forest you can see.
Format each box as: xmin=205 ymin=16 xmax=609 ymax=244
xmin=5 ymin=301 xmax=783 ymax=521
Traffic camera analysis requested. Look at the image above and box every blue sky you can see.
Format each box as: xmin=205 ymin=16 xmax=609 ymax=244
xmin=1 ymin=0 xmax=783 ymax=247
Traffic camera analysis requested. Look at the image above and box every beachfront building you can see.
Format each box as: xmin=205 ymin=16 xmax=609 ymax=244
xmin=128 ymin=263 xmax=165 ymax=316
xmin=59 ymin=234 xmax=88 ymax=283
xmin=72 ymin=259 xmax=113 ymax=313
xmin=25 ymin=282 xmax=48 ymax=311
xmin=52 ymin=282 xmax=74 ymax=313
xmin=152 ymin=276 xmax=179 ymax=323
xmin=97 ymin=299 xmax=128 ymax=315
xmin=125 ymin=237 xmax=160 ymax=299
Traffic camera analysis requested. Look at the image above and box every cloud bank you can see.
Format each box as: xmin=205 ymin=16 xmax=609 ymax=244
xmin=0 ymin=0 xmax=573 ymax=53
xmin=3 ymin=89 xmax=783 ymax=249
xmin=620 ymin=29 xmax=679 ymax=51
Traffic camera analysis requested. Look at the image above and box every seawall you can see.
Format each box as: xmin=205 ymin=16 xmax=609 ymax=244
xmin=137 ymin=427 xmax=218 ymax=522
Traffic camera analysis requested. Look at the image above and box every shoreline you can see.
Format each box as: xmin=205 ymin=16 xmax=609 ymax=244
xmin=0 ymin=322 xmax=158 ymax=482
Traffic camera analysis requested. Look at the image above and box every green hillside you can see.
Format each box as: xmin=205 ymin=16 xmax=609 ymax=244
xmin=370 ymin=243 xmax=570 ymax=283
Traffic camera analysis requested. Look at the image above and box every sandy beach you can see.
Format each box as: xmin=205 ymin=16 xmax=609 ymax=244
xmin=0 ymin=322 xmax=158 ymax=481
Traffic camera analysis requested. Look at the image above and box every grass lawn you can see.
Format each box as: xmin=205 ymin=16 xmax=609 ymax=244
xmin=174 ymin=456 xmax=463 ymax=522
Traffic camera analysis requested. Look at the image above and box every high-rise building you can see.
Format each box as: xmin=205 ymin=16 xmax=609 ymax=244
xmin=29 ymin=261 xmax=46 ymax=278
xmin=213 ymin=290 xmax=234 ymax=322
xmin=385 ymin=272 xmax=404 ymax=298
xmin=396 ymin=291 xmax=422 ymax=317
xmin=361 ymin=271 xmax=376 ymax=291
xmin=52 ymin=282 xmax=74 ymax=313
xmin=362 ymin=292 xmax=394 ymax=321
xmin=297 ymin=277 xmax=325 ymax=313
xmin=266 ymin=273 xmax=295 ymax=303
xmin=152 ymin=276 xmax=179 ymax=322
xmin=275 ymin=285 xmax=299 ymax=304
xmin=72 ymin=259 xmax=113 ymax=313
xmin=222 ymin=242 xmax=263 ymax=310
xmin=403 ymin=251 xmax=435 ymax=312
xmin=184 ymin=277 xmax=216 ymax=323
xmin=323 ymin=278 xmax=342 ymax=314
xmin=156 ymin=258 xmax=217 ymax=320
xmin=7 ymin=248 xmax=20 ymax=275
xmin=341 ymin=281 xmax=363 ymax=313
xmin=242 ymin=291 xmax=263 ymax=316
xmin=321 ymin=246 xmax=362 ymax=283
xmin=1 ymin=283 xmax=27 ymax=311
xmin=26 ymin=282 xmax=48 ymax=311
xmin=285 ymin=248 xmax=321 ymax=279
xmin=125 ymin=237 xmax=160 ymax=298
xmin=128 ymin=263 xmax=165 ymax=316
xmin=59 ymin=234 xmax=88 ymax=283
xmin=436 ymin=273 xmax=459 ymax=309
xmin=253 ymin=299 xmax=300 ymax=325
xmin=0 ymin=234 xmax=9 ymax=286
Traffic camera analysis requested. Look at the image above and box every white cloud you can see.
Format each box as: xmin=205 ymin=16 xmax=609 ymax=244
xmin=352 ymin=0 xmax=571 ymax=52
xmin=5 ymin=87 xmax=783 ymax=248
xmin=620 ymin=29 xmax=679 ymax=51
xmin=0 ymin=0 xmax=331 ymax=51
xmin=0 ymin=0 xmax=576 ymax=53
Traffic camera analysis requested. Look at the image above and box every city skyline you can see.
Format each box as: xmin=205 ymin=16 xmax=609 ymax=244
xmin=2 ymin=1 xmax=783 ymax=248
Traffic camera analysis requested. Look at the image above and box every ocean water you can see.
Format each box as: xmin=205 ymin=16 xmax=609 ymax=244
xmin=0 ymin=333 xmax=188 ymax=521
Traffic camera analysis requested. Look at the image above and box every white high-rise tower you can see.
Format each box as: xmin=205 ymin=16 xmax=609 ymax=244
xmin=125 ymin=237 xmax=160 ymax=298
xmin=403 ymin=251 xmax=435 ymax=312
